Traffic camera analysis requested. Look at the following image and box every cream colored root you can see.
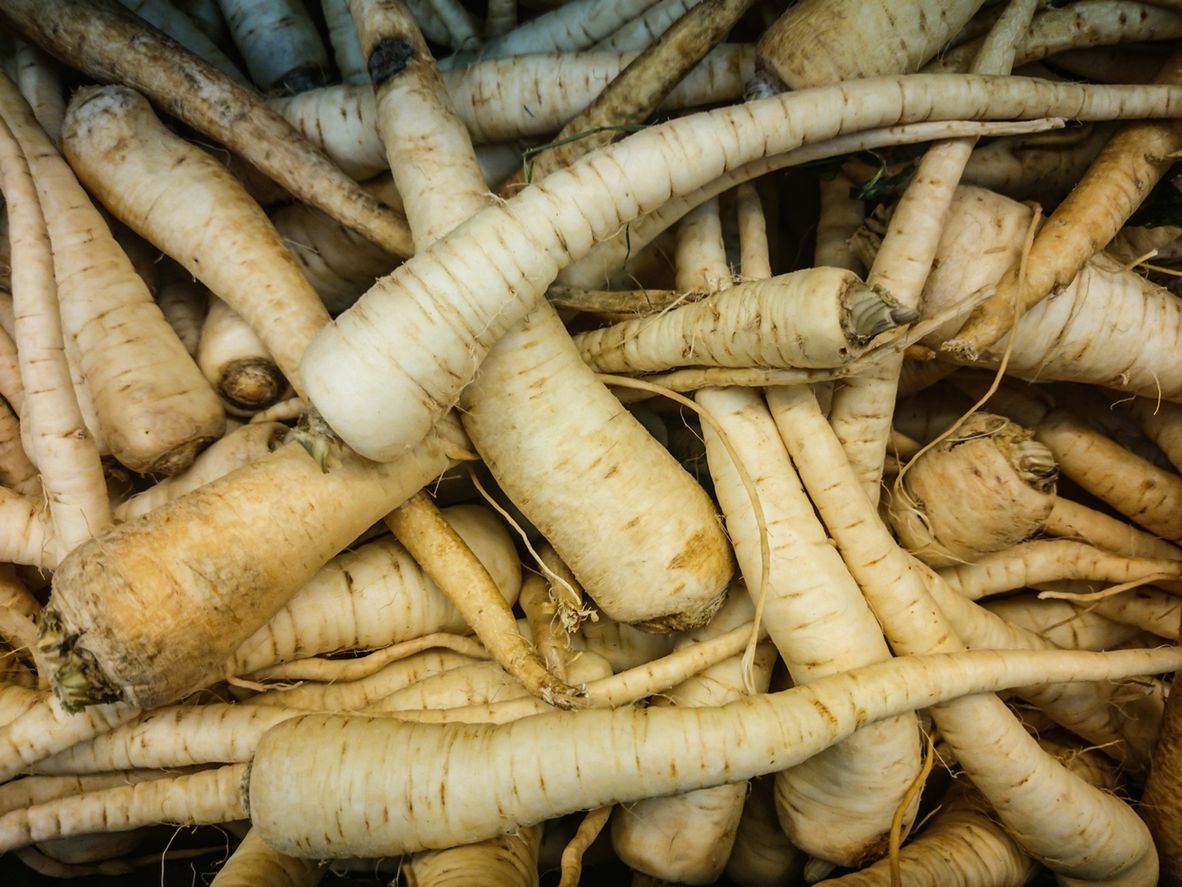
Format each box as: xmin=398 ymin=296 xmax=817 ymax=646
xmin=248 ymin=645 xmax=1182 ymax=860
xmin=0 ymin=763 xmax=247 ymax=854
xmin=62 ymin=85 xmax=334 ymax=396
xmin=938 ymin=539 xmax=1182 ymax=601
xmin=0 ymin=687 xmax=138 ymax=781
xmin=484 ymin=0 xmax=516 ymax=38
xmin=460 ymin=301 xmax=733 ymax=632
xmin=767 ymin=384 xmax=1162 ymax=885
xmin=198 ymin=296 xmax=286 ymax=414
xmin=271 ymin=200 xmax=397 ymax=316
xmin=384 ymin=494 xmax=579 ymax=707
xmin=574 ymin=267 xmax=909 ymax=374
xmin=1089 ymin=587 xmax=1182 ymax=640
xmin=961 ymin=123 xmax=1110 ymax=206
xmin=0 ymin=323 xmax=23 ymax=417
xmin=928 ymin=1 xmax=1182 ymax=75
xmin=31 ymin=701 xmax=302 ymax=775
xmin=387 ymin=620 xmax=756 ymax=724
xmin=0 ymin=770 xmax=177 ymax=817
xmin=827 ymin=0 xmax=1035 ymax=506
xmin=519 ymin=574 xmax=569 ymax=678
xmin=0 ymin=494 xmax=48 ymax=570
xmin=155 ymin=273 xmax=206 ymax=359
xmin=0 ymin=395 xmax=38 ymax=496
xmin=249 ymin=633 xmax=488 ymax=684
xmin=699 ymin=385 xmax=922 ymax=867
xmin=12 ymin=41 xmax=62 ymax=147
xmin=1036 ymin=409 xmax=1182 ymax=542
xmin=814 ymin=173 xmax=865 ymax=272
xmin=757 ymin=0 xmax=983 ymax=89
xmin=885 ymin=413 xmax=1056 ymax=567
xmin=985 ymin=595 xmax=1146 ymax=652
xmin=0 ymin=72 xmax=225 ymax=479
xmin=0 ymin=564 xmax=39 ymax=621
xmin=572 ymin=617 xmax=675 ymax=672
xmin=5 ymin=0 xmax=409 ymax=252
xmin=0 ymin=107 xmax=109 ymax=559
xmin=349 ymin=0 xmax=487 ymax=250
xmin=227 ymin=504 xmax=519 ymax=676
xmin=497 ymin=0 xmax=755 ymax=193
xmin=245 ymin=649 xmax=480 ymax=710
xmin=116 ymin=421 xmax=287 ymax=522
xmin=213 ymin=828 xmax=324 ymax=887
xmin=403 ymin=826 xmax=541 ymax=887
xmin=612 ymin=599 xmax=777 ymax=884
xmin=562 ymin=118 xmax=1063 ymax=293
xmin=723 ymin=777 xmax=804 ymax=887
xmin=1129 ymin=397 xmax=1182 ymax=473
xmin=815 ymin=779 xmax=1037 ymax=886
xmin=1044 ymin=496 xmax=1182 ymax=562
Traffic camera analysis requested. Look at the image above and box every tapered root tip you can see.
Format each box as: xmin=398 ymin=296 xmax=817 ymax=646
xmin=37 ymin=609 xmax=123 ymax=712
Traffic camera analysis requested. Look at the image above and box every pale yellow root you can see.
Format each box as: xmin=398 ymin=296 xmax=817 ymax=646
xmin=403 ymin=826 xmax=541 ymax=887
xmin=246 ymin=646 xmax=1182 ymax=860
xmin=247 ymin=633 xmax=489 ymax=684
xmin=212 ymin=828 xmax=324 ymax=887
xmin=723 ymin=776 xmax=804 ymax=887
xmin=757 ymin=0 xmax=983 ymax=88
xmin=1044 ymin=496 xmax=1182 ymax=562
xmin=814 ymin=174 xmax=865 ymax=273
xmin=558 ymin=806 xmax=612 ymax=887
xmin=385 ymin=493 xmax=581 ymax=708
xmin=0 ymin=763 xmax=247 ymax=854
xmin=0 ymin=395 xmax=38 ymax=496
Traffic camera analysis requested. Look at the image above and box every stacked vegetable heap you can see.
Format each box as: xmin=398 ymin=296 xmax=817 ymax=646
xmin=5 ymin=0 xmax=1182 ymax=884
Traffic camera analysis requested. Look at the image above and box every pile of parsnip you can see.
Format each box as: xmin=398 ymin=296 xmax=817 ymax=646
xmin=7 ymin=0 xmax=1182 ymax=884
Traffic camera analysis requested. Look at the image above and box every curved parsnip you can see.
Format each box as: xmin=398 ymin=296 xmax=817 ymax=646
xmin=595 ymin=0 xmax=703 ymax=52
xmin=297 ymin=74 xmax=1182 ymax=461
xmin=11 ymin=41 xmax=63 ymax=146
xmin=38 ymin=417 xmax=464 ymax=710
xmin=460 ymin=301 xmax=733 ymax=630
xmin=247 ymin=646 xmax=1182 ymax=859
xmin=116 ymin=0 xmax=248 ymax=84
xmin=62 ymin=85 xmax=333 ymax=398
xmin=403 ymin=827 xmax=541 ymax=887
xmin=322 ymin=0 xmax=367 ymax=84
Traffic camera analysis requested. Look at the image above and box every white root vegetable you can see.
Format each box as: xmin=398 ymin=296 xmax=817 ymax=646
xmin=403 ymin=827 xmax=541 ymax=887
xmin=594 ymin=0 xmax=704 ymax=52
xmin=116 ymin=0 xmax=248 ymax=84
xmin=574 ymin=267 xmax=911 ymax=374
xmin=115 ymin=421 xmax=288 ymax=522
xmin=611 ymin=597 xmax=777 ymax=884
xmin=322 ymin=0 xmax=368 ymax=84
xmin=0 ymin=763 xmax=247 ymax=853
xmin=212 ymin=828 xmax=324 ymax=887
xmin=722 ymin=777 xmax=805 ymax=887
xmin=699 ymin=385 xmax=923 ymax=867
xmin=299 ymin=75 xmax=1182 ymax=462
xmin=61 ymin=85 xmax=338 ymax=397
xmin=247 ymin=646 xmax=1182 ymax=859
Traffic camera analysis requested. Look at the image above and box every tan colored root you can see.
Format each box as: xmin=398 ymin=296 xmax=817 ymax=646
xmin=403 ymin=825 xmax=541 ymax=887
xmin=886 ymin=413 xmax=1056 ymax=567
xmin=558 ymin=806 xmax=612 ymax=887
xmin=1045 ymin=496 xmax=1182 ymax=562
xmin=212 ymin=828 xmax=323 ymax=887
xmin=385 ymin=493 xmax=581 ymax=708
